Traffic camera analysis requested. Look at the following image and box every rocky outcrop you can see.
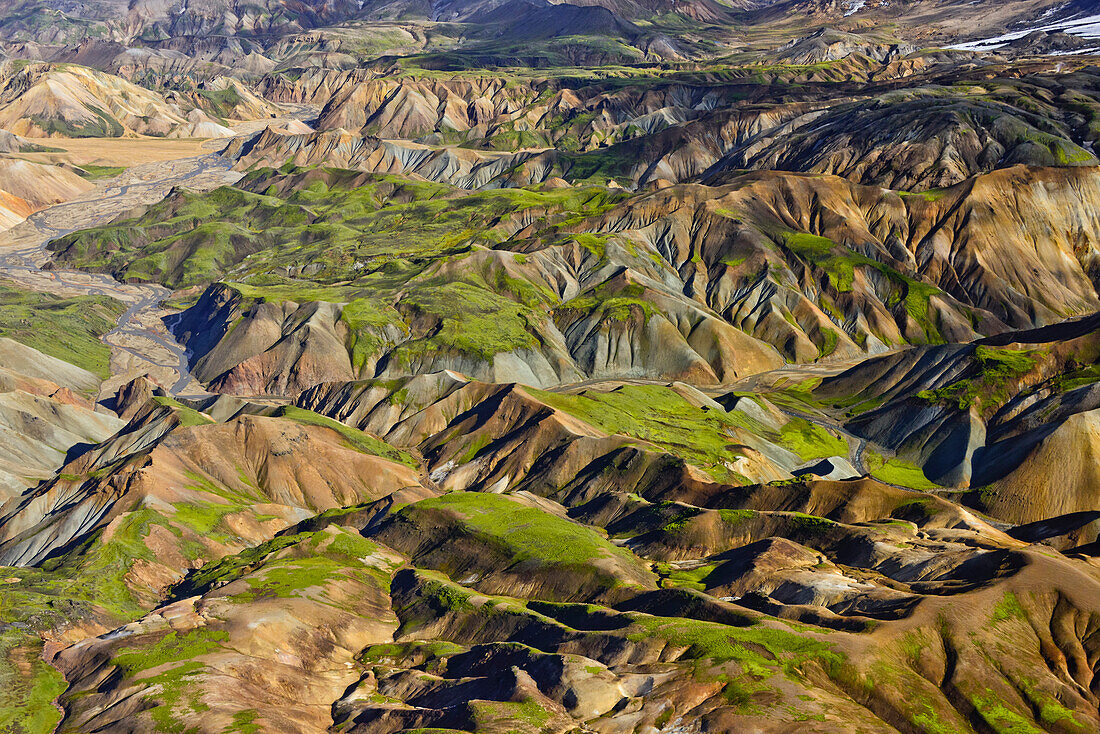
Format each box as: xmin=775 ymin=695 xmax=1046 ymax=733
xmin=707 ymin=91 xmax=1098 ymax=192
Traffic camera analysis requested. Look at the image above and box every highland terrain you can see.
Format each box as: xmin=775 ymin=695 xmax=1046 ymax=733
xmin=0 ymin=1 xmax=1099 ymax=733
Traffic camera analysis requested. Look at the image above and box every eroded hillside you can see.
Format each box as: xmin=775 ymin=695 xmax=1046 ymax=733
xmin=1 ymin=5 xmax=1100 ymax=734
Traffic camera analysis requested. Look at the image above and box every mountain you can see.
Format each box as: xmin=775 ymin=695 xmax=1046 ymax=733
xmin=0 ymin=157 xmax=91 ymax=228
xmin=5 ymin=360 xmax=1100 ymax=732
xmin=2 ymin=0 xmax=1100 ymax=732
xmin=0 ymin=61 xmax=275 ymax=137
xmin=43 ymin=160 xmax=1100 ymax=393
xmin=0 ymin=336 xmax=121 ymax=499
xmin=0 ymin=0 xmax=1094 ymax=82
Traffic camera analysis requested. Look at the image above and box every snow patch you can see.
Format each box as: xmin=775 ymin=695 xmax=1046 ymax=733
xmin=948 ymin=12 xmax=1100 ymax=52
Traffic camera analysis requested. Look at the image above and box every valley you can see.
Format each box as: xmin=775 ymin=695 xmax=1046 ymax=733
xmin=0 ymin=151 xmax=242 ymax=398
xmin=0 ymin=1 xmax=1100 ymax=733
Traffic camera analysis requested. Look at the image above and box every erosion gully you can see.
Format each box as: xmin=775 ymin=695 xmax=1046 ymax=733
xmin=0 ymin=153 xmax=242 ymax=400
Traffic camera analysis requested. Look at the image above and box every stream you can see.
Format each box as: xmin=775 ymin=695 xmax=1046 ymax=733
xmin=0 ymin=153 xmax=243 ymax=398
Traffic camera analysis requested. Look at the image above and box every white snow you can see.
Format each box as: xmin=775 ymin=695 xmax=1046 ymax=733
xmin=947 ymin=11 xmax=1100 ymax=52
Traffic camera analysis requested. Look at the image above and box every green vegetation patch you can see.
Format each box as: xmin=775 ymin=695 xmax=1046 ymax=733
xmin=174 ymin=526 xmax=397 ymax=607
xmin=528 ymin=385 xmax=849 ymax=482
xmin=29 ymin=106 xmax=124 ymax=137
xmin=527 ymin=384 xmax=750 ymax=482
xmin=110 ymin=628 xmax=229 ymax=731
xmin=990 ymin=592 xmax=1027 ymax=625
xmin=47 ymin=168 xmax=642 ymax=369
xmin=4 ymin=465 xmax=297 ymax=627
xmin=654 ymin=561 xmax=718 ymax=591
xmin=152 ymin=395 xmax=216 ymax=427
xmin=273 ymin=406 xmax=418 ymax=467
xmin=468 ymin=698 xmax=554 ymax=730
xmin=399 ymin=492 xmax=654 ymax=588
xmin=774 ymin=419 xmax=849 ymax=461
xmin=50 ymin=169 xmax=623 ymax=290
xmin=969 ymin=689 xmax=1044 ymax=734
xmin=865 ymin=452 xmax=939 ymax=490
xmin=558 ymin=280 xmax=658 ymax=324
xmin=391 ymin=280 xmax=541 ymax=362
xmin=781 ymin=232 xmax=947 ymax=343
xmin=918 ymin=346 xmax=1039 ymax=411
xmin=625 ymin=614 xmax=842 ymax=677
xmin=0 ymin=279 xmax=123 ymax=378
xmin=78 ymin=164 xmax=127 ymax=180
xmin=172 ymin=532 xmax=309 ymax=598
xmin=32 ymin=506 xmax=167 ymax=619
xmin=1053 ymin=363 xmax=1100 ymax=393
xmin=0 ymin=629 xmax=67 ymax=734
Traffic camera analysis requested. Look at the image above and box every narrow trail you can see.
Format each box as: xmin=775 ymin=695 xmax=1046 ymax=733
xmin=0 ymin=153 xmax=243 ymax=398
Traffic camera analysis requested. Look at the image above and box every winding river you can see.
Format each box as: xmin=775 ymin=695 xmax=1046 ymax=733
xmin=0 ymin=153 xmax=243 ymax=398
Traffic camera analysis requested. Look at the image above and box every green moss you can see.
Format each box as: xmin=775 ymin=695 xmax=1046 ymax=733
xmin=174 ymin=527 xmax=395 ymax=608
xmin=558 ymin=279 xmax=658 ymax=324
xmin=572 ymin=233 xmax=611 ymax=262
xmin=0 ymin=279 xmax=124 ymax=379
xmin=152 ymin=396 xmax=215 ymax=427
xmin=899 ymin=188 xmax=949 ymax=203
xmin=918 ymin=346 xmax=1039 ymax=411
xmin=110 ymin=628 xmax=229 ymax=732
xmin=173 ymin=533 xmax=307 ymax=598
xmin=393 ymin=280 xmax=540 ymax=362
xmin=29 ymin=105 xmax=124 ymax=137
xmin=909 ymin=702 xmax=965 ymax=734
xmin=403 ymin=493 xmax=652 ymax=587
xmin=970 ymin=689 xmax=1044 ymax=734
xmin=78 ymin=164 xmax=127 ymax=180
xmin=0 ymin=630 xmax=67 ymax=734
xmin=781 ymin=232 xmax=947 ymax=342
xmin=35 ymin=507 xmax=164 ymax=619
xmin=783 ymin=233 xmax=857 ymax=292
xmin=467 ymin=698 xmax=553 ymax=730
xmin=273 ymin=406 xmax=418 ymax=467
xmin=113 ymin=629 xmax=229 ymax=675
xmin=224 ymin=709 xmax=262 ymax=734
xmin=527 ymin=384 xmax=750 ymax=482
xmin=625 ymin=614 xmax=842 ymax=675
xmin=232 ymin=555 xmax=347 ymax=602
xmin=52 ymin=170 xmax=623 ymax=290
xmin=775 ymin=420 xmax=848 ymax=461
xmin=339 ymin=297 xmax=399 ymax=373
xmin=1053 ymin=363 xmax=1100 ymax=393
xmin=990 ymin=592 xmax=1027 ymax=625
xmin=459 ymin=433 xmax=492 ymax=463
xmin=359 ymin=640 xmax=466 ymax=664
xmin=196 ymin=86 xmax=244 ymax=119
xmin=865 ymin=453 xmax=939 ymax=490
xmin=787 ymin=512 xmax=839 ymax=533
xmin=654 ymin=562 xmax=718 ymax=591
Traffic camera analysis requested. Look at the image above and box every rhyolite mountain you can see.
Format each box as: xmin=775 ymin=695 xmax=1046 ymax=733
xmin=2 ymin=1 xmax=1100 ymax=733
